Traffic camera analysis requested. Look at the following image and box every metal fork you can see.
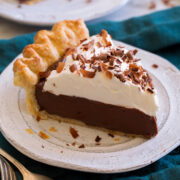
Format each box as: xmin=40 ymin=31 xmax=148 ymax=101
xmin=0 ymin=154 xmax=17 ymax=180
xmin=0 ymin=148 xmax=52 ymax=180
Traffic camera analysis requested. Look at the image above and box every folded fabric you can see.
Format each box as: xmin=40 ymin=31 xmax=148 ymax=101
xmin=0 ymin=6 xmax=180 ymax=180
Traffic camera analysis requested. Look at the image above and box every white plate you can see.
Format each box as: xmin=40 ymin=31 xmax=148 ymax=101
xmin=0 ymin=41 xmax=180 ymax=173
xmin=0 ymin=0 xmax=129 ymax=26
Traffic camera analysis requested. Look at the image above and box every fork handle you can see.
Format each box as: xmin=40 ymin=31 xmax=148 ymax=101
xmin=0 ymin=148 xmax=29 ymax=175
xmin=0 ymin=155 xmax=17 ymax=180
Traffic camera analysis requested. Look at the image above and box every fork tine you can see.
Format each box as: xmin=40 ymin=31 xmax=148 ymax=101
xmin=11 ymin=167 xmax=17 ymax=180
xmin=0 ymin=157 xmax=7 ymax=180
xmin=4 ymin=160 xmax=10 ymax=180
xmin=0 ymin=155 xmax=17 ymax=180
xmin=4 ymin=158 xmax=17 ymax=180
xmin=0 ymin=158 xmax=7 ymax=180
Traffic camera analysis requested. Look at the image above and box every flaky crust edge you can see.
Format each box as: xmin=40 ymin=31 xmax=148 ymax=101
xmin=13 ymin=19 xmax=89 ymax=118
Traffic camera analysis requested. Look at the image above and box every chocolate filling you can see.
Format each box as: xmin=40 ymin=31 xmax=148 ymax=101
xmin=35 ymin=79 xmax=158 ymax=138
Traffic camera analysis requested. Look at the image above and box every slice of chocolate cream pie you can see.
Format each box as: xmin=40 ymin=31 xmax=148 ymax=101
xmin=13 ymin=19 xmax=158 ymax=138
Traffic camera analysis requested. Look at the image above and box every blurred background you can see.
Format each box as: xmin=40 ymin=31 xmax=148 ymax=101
xmin=0 ymin=0 xmax=180 ymax=39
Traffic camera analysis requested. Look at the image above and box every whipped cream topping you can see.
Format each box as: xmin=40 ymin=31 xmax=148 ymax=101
xmin=43 ymin=31 xmax=159 ymax=116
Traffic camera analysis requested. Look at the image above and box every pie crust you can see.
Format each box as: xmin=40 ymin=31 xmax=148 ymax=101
xmin=13 ymin=19 xmax=89 ymax=118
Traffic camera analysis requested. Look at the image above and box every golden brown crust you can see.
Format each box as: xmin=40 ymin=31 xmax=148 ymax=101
xmin=13 ymin=19 xmax=89 ymax=117
xmin=13 ymin=19 xmax=89 ymax=87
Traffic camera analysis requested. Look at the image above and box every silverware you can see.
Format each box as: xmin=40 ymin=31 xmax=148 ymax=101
xmin=0 ymin=154 xmax=17 ymax=180
xmin=0 ymin=148 xmax=52 ymax=180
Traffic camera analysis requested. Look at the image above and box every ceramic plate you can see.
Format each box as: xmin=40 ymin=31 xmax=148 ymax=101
xmin=0 ymin=0 xmax=129 ymax=26
xmin=0 ymin=41 xmax=180 ymax=173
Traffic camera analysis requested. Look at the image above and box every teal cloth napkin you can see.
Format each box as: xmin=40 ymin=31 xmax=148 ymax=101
xmin=1 ymin=6 xmax=180 ymax=180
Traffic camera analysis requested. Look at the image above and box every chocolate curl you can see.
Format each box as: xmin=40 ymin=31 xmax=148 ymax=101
xmin=56 ymin=62 xmax=65 ymax=73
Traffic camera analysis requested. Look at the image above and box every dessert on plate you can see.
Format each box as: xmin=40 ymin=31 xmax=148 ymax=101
xmin=13 ymin=19 xmax=159 ymax=138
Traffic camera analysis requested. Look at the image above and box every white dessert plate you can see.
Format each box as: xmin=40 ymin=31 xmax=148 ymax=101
xmin=0 ymin=41 xmax=180 ymax=173
xmin=0 ymin=0 xmax=129 ymax=26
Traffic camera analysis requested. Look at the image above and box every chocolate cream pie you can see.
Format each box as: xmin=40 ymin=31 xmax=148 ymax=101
xmin=13 ymin=19 xmax=159 ymax=138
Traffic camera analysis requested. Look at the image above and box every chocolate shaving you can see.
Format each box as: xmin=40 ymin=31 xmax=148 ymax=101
xmin=150 ymin=83 xmax=154 ymax=90
xmin=134 ymin=58 xmax=141 ymax=62
xmin=116 ymin=59 xmax=122 ymax=64
xmin=130 ymin=64 xmax=139 ymax=72
xmin=100 ymin=63 xmax=107 ymax=70
xmin=36 ymin=116 xmax=41 ymax=122
xmin=56 ymin=62 xmax=65 ymax=73
xmin=146 ymin=73 xmax=153 ymax=83
xmin=72 ymin=142 xmax=76 ymax=146
xmin=80 ymin=38 xmax=87 ymax=43
xmin=161 ymin=0 xmax=174 ymax=7
xmin=97 ymin=66 xmax=102 ymax=72
xmin=108 ymin=66 xmax=115 ymax=70
xmin=133 ymin=49 xmax=138 ymax=55
xmin=162 ymin=0 xmax=169 ymax=5
xmin=141 ymin=71 xmax=154 ymax=90
xmin=69 ymin=64 xmax=77 ymax=73
xmin=115 ymin=74 xmax=126 ymax=83
xmin=111 ymin=49 xmax=124 ymax=57
xmin=79 ymin=144 xmax=85 ymax=148
xmin=64 ymin=48 xmax=77 ymax=57
xmin=126 ymin=51 xmax=134 ymax=61
xmin=76 ymin=54 xmax=86 ymax=62
xmin=95 ymin=135 xmax=102 ymax=142
xmin=122 ymin=54 xmax=128 ymax=61
xmin=69 ymin=127 xmax=79 ymax=139
xmin=92 ymin=65 xmax=101 ymax=72
xmin=100 ymin=29 xmax=112 ymax=47
xmin=147 ymin=88 xmax=154 ymax=94
xmin=149 ymin=1 xmax=156 ymax=9
xmin=109 ymin=56 xmax=115 ymax=66
xmin=108 ymin=133 xmax=114 ymax=138
xmin=105 ymin=71 xmax=113 ymax=79
xmin=72 ymin=54 xmax=76 ymax=60
xmin=85 ymin=59 xmax=91 ymax=64
xmin=118 ymin=45 xmax=124 ymax=48
xmin=82 ymin=40 xmax=95 ymax=50
xmin=152 ymin=64 xmax=158 ymax=69
xmin=80 ymin=69 xmax=96 ymax=78
xmin=92 ymin=54 xmax=109 ymax=62
xmin=132 ymin=74 xmax=140 ymax=84
xmin=80 ymin=64 xmax=86 ymax=69
xmin=86 ymin=0 xmax=92 ymax=3
xmin=114 ymin=65 xmax=120 ymax=68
